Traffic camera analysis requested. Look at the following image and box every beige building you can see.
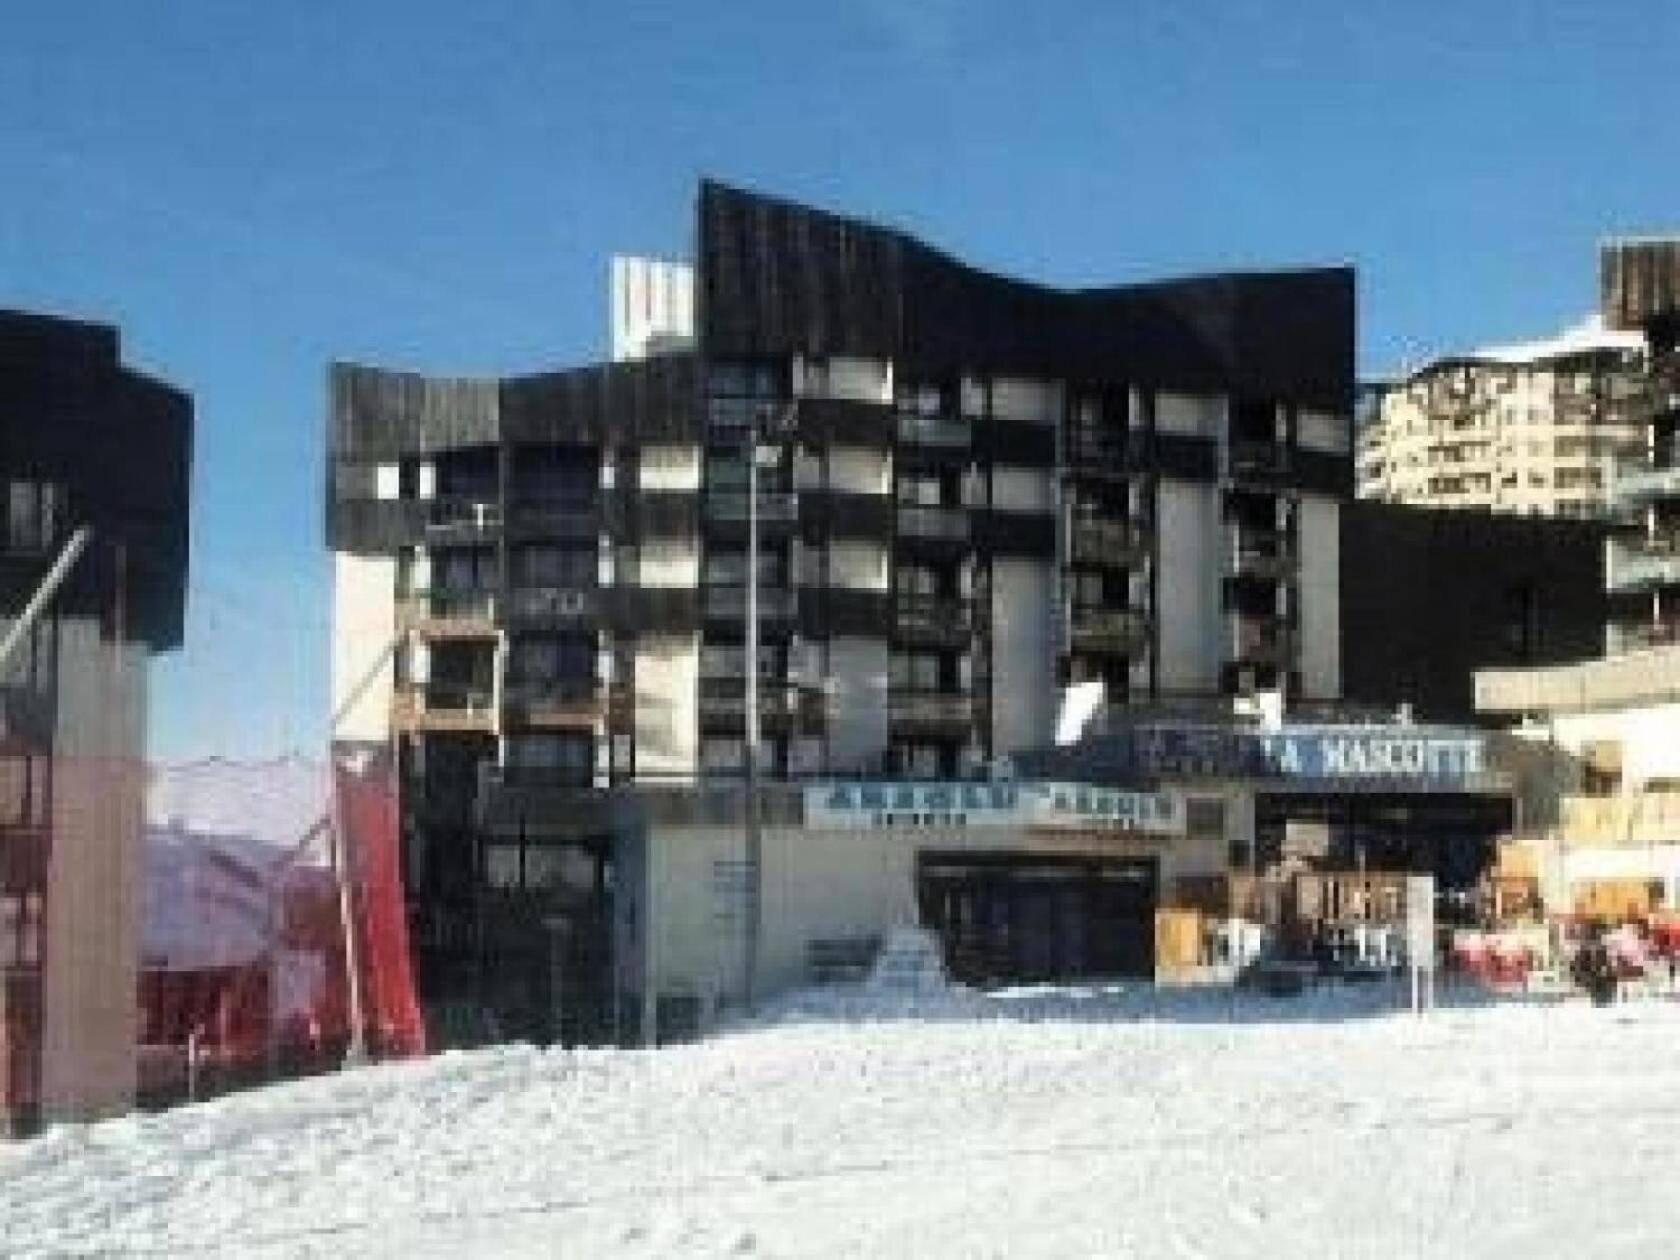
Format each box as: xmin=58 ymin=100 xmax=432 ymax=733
xmin=1358 ymin=320 xmax=1646 ymax=519
xmin=1477 ymin=646 xmax=1680 ymax=919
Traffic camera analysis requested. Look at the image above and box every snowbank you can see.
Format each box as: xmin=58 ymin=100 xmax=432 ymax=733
xmin=5 ymin=987 xmax=1679 ymax=1257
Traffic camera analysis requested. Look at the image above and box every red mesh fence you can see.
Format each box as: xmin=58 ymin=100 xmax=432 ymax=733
xmin=137 ymin=754 xmax=425 ymax=1103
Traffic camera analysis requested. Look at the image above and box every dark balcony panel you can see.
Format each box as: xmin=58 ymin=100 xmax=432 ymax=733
xmin=697 ymin=677 xmax=824 ymax=734
xmin=424 ymin=496 xmax=505 ymax=545
xmin=503 ymin=587 xmax=599 ymax=628
xmin=504 ymin=502 xmax=600 ymax=543
xmin=1290 ymin=446 xmax=1354 ymax=497
xmin=701 ymin=584 xmax=800 ymax=627
xmin=326 ymin=497 xmax=432 ymax=553
xmin=1152 ymin=433 xmax=1219 ymax=482
xmin=896 ymin=411 xmax=974 ymax=450
xmin=601 ymin=586 xmax=700 ymax=634
xmin=887 ymin=690 xmax=978 ymax=735
xmin=604 ymin=490 xmax=699 ymax=541
xmin=895 ymin=505 xmax=971 ymax=548
xmin=0 ymin=686 xmax=54 ymax=747
xmin=1069 ymin=609 xmax=1149 ymax=656
xmin=795 ymin=397 xmax=895 ymax=447
xmin=476 ymin=774 xmax=618 ymax=837
xmin=799 ymin=491 xmax=893 ymax=542
xmin=1069 ymin=518 xmax=1148 ymax=567
xmin=799 ymin=588 xmax=892 ymax=638
xmin=978 ymin=419 xmax=1057 ymax=467
xmin=974 ymin=510 xmax=1056 ymax=558
xmin=892 ymin=595 xmax=973 ymax=648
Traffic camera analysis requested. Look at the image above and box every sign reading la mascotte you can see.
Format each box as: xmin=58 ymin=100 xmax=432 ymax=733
xmin=806 ymin=781 xmax=1185 ymax=835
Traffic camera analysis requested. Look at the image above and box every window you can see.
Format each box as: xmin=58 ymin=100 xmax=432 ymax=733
xmin=890 ymin=651 xmax=945 ymax=692
xmin=505 ymin=733 xmax=594 ymax=784
xmin=436 ymin=546 xmax=496 ymax=592
xmin=506 ymin=635 xmax=594 ymax=685
xmin=6 ymin=480 xmax=60 ymax=552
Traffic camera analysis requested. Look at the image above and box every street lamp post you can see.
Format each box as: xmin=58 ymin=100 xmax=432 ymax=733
xmin=743 ymin=421 xmax=762 ymax=1010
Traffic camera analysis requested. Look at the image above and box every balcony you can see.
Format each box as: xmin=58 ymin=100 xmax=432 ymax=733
xmin=505 ymin=501 xmax=598 ymax=540
xmin=1069 ymin=517 xmax=1147 ymax=567
xmin=1228 ymin=440 xmax=1289 ymax=481
xmin=888 ymin=690 xmax=975 ymax=731
xmin=502 ymin=678 xmax=604 ymax=729
xmin=896 ymin=506 xmax=970 ymax=544
xmin=1617 ymin=465 xmax=1680 ymax=501
xmin=1607 ymin=539 xmax=1680 ymax=592
xmin=1558 ymin=793 xmax=1680 ymax=848
xmin=892 ymin=595 xmax=972 ymax=647
xmin=1069 ymin=608 xmax=1148 ymax=656
xmin=1230 ymin=617 xmax=1294 ymax=667
xmin=395 ymin=683 xmax=495 ymax=733
xmin=407 ymin=591 xmax=498 ymax=639
xmin=698 ymin=677 xmax=824 ymax=729
xmin=701 ymin=585 xmax=800 ymax=623
xmin=1065 ymin=431 xmax=1132 ymax=469
xmin=504 ymin=586 xmax=597 ymax=625
xmin=425 ymin=497 xmax=502 ymax=542
xmin=703 ymin=491 xmax=799 ymax=525
xmin=1229 ymin=528 xmax=1295 ymax=580
xmin=896 ymin=412 xmax=972 ymax=448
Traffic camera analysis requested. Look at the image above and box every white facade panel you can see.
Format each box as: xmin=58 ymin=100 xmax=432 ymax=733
xmin=1298 ymin=410 xmax=1350 ymax=455
xmin=1156 ymin=393 xmax=1224 ymax=439
xmin=331 ymin=553 xmax=397 ymax=744
xmin=828 ymin=447 xmax=892 ymax=496
xmin=990 ymin=378 xmax=1062 ymax=426
xmin=610 ymin=255 xmax=695 ymax=362
xmin=1296 ymin=494 xmax=1342 ymax=701
xmin=634 ymin=636 xmax=699 ymax=781
xmin=829 ymin=541 xmax=889 ymax=592
xmin=990 ymin=558 xmax=1056 ymax=753
xmin=637 ymin=538 xmax=700 ymax=589
xmin=1155 ymin=479 xmax=1222 ymax=695
xmin=825 ymin=638 xmax=889 ymax=772
xmin=638 ymin=445 xmax=702 ymax=491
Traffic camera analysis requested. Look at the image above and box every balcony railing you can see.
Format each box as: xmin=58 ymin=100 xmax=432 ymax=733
xmin=506 ymin=501 xmax=598 ymax=538
xmin=1228 ymin=441 xmax=1289 ymax=479
xmin=504 ymin=586 xmax=596 ymax=622
xmin=1607 ymin=540 xmax=1680 ymax=591
xmin=892 ymin=595 xmax=972 ymax=643
xmin=1558 ymin=793 xmax=1680 ymax=848
xmin=1231 ymin=618 xmax=1294 ymax=665
xmin=1069 ymin=608 xmax=1148 ymax=655
xmin=1069 ymin=518 xmax=1145 ymax=566
xmin=703 ymin=491 xmax=799 ymax=523
xmin=1617 ymin=465 xmax=1680 ymax=501
xmin=425 ymin=498 xmax=501 ymax=537
xmin=400 ymin=683 xmax=496 ymax=731
xmin=502 ymin=678 xmax=603 ymax=726
xmin=896 ymin=412 xmax=972 ymax=448
xmin=1229 ymin=528 xmax=1295 ymax=579
xmin=698 ymin=676 xmax=821 ymax=723
xmin=897 ymin=506 xmax=970 ymax=542
xmin=888 ymin=691 xmax=974 ymax=726
xmin=408 ymin=590 xmax=498 ymax=637
xmin=701 ymin=585 xmax=799 ymax=621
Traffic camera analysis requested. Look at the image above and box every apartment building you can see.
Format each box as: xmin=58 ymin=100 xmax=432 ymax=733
xmin=1601 ymin=238 xmax=1680 ymax=653
xmin=1 ymin=310 xmax=191 ymax=1131
xmin=1357 ymin=320 xmax=1646 ymax=519
xmin=325 ymin=181 xmax=1355 ymax=1042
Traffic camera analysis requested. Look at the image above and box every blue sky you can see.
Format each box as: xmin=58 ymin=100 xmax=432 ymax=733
xmin=2 ymin=2 xmax=1676 ymax=761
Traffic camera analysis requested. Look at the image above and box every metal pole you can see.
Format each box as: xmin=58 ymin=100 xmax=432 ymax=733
xmin=743 ymin=426 xmax=762 ymax=1010
xmin=0 ymin=527 xmax=92 ymax=674
xmin=330 ymin=767 xmax=370 ymax=1065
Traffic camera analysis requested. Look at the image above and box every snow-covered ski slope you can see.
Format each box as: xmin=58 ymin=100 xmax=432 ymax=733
xmin=7 ymin=985 xmax=1680 ymax=1258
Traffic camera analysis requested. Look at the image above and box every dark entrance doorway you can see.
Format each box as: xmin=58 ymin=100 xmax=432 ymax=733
xmin=916 ymin=851 xmax=1157 ymax=985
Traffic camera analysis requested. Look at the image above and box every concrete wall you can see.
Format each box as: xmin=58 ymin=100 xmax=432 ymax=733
xmin=331 ymin=553 xmax=396 ymax=744
xmin=1155 ymin=479 xmax=1222 ymax=694
xmin=634 ymin=636 xmax=699 ymax=781
xmin=828 ymin=541 xmax=888 ymax=591
xmin=637 ymin=815 xmax=1211 ymax=1037
xmin=610 ymin=255 xmax=695 ymax=362
xmin=990 ymin=559 xmax=1056 ymax=753
xmin=990 ymin=378 xmax=1061 ymax=426
xmin=1296 ymin=494 xmax=1342 ymax=701
xmin=1156 ymin=392 xmax=1224 ymax=439
xmin=40 ymin=618 xmax=147 ymax=1122
xmin=991 ymin=465 xmax=1054 ymax=513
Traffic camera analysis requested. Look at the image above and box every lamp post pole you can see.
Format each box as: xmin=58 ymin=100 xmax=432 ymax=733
xmin=743 ymin=422 xmax=762 ymax=1010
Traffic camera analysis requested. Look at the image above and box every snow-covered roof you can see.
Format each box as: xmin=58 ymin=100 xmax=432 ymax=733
xmin=1468 ymin=315 xmax=1646 ymax=366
